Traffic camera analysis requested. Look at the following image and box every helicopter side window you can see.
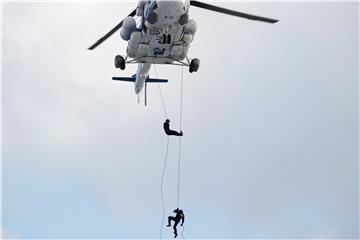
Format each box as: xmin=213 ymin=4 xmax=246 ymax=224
xmin=167 ymin=34 xmax=171 ymax=44
xmin=159 ymin=34 xmax=171 ymax=44
xmin=145 ymin=0 xmax=157 ymax=17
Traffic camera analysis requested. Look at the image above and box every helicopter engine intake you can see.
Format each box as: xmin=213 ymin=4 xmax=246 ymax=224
xmin=120 ymin=16 xmax=137 ymax=41
xmin=184 ymin=19 xmax=197 ymax=36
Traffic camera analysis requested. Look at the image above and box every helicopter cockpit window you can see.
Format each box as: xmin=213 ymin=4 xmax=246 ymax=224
xmin=153 ymin=1 xmax=158 ymax=10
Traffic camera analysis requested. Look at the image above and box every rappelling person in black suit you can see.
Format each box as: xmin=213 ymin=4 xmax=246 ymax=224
xmin=163 ymin=119 xmax=183 ymax=136
xmin=167 ymin=208 xmax=185 ymax=238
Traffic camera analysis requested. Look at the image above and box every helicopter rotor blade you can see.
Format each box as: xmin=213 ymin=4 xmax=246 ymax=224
xmin=190 ymin=0 xmax=278 ymax=24
xmin=88 ymin=9 xmax=137 ymax=50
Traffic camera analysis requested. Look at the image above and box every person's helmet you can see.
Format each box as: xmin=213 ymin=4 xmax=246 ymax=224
xmin=166 ymin=119 xmax=170 ymax=123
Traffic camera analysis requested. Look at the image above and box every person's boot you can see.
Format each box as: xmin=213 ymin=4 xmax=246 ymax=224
xmin=166 ymin=224 xmax=171 ymax=227
xmin=174 ymin=233 xmax=178 ymax=238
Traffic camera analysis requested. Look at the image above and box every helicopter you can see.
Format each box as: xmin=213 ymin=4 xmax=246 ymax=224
xmin=88 ymin=0 xmax=278 ymax=105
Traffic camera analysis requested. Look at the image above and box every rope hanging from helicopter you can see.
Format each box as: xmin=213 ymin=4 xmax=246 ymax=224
xmin=177 ymin=65 xmax=184 ymax=209
xmin=177 ymin=65 xmax=186 ymax=240
xmin=154 ymin=64 xmax=186 ymax=239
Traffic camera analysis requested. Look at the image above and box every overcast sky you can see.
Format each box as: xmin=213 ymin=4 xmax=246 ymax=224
xmin=2 ymin=1 xmax=359 ymax=239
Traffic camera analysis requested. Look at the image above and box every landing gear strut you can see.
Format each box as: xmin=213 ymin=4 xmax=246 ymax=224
xmin=189 ymin=58 xmax=200 ymax=73
xmin=114 ymin=55 xmax=126 ymax=70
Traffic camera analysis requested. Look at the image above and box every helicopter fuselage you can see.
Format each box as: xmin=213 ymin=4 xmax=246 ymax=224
xmin=120 ymin=0 xmax=197 ymax=95
xmin=127 ymin=0 xmax=194 ymax=63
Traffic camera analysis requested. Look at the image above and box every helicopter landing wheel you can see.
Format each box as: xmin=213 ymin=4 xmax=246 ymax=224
xmin=115 ymin=55 xmax=125 ymax=70
xmin=189 ymin=58 xmax=200 ymax=73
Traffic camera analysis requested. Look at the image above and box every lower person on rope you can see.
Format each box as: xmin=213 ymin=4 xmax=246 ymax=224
xmin=167 ymin=208 xmax=185 ymax=238
xmin=163 ymin=119 xmax=183 ymax=136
